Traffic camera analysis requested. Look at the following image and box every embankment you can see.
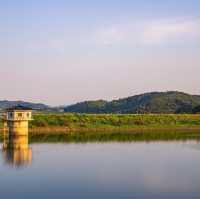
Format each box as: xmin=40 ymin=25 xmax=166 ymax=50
xmin=1 ymin=113 xmax=200 ymax=142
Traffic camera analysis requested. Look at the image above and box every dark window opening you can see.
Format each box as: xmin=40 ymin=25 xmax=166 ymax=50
xmin=18 ymin=113 xmax=23 ymax=117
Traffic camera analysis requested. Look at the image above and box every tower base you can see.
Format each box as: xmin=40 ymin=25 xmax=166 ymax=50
xmin=7 ymin=121 xmax=29 ymax=136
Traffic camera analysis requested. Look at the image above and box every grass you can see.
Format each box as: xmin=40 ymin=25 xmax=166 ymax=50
xmin=29 ymin=113 xmax=200 ymax=129
xmin=1 ymin=113 xmax=200 ymax=142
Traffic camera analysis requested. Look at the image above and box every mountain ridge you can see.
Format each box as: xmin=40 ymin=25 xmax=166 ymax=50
xmin=0 ymin=100 xmax=50 ymax=111
xmin=1 ymin=91 xmax=200 ymax=113
xmin=64 ymin=91 xmax=200 ymax=114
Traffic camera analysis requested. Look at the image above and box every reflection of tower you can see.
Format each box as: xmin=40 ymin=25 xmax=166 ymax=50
xmin=2 ymin=106 xmax=33 ymax=167
xmin=2 ymin=135 xmax=32 ymax=167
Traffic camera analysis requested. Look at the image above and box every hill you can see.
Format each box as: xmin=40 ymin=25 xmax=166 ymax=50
xmin=193 ymin=105 xmax=200 ymax=113
xmin=0 ymin=100 xmax=50 ymax=111
xmin=1 ymin=91 xmax=200 ymax=113
xmin=64 ymin=91 xmax=200 ymax=114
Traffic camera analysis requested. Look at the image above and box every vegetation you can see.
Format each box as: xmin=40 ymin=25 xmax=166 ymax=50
xmin=1 ymin=130 xmax=200 ymax=143
xmin=0 ymin=100 xmax=49 ymax=111
xmin=1 ymin=91 xmax=200 ymax=114
xmin=1 ymin=113 xmax=200 ymax=142
xmin=28 ymin=130 xmax=200 ymax=143
xmin=1 ymin=112 xmax=200 ymax=131
xmin=26 ymin=113 xmax=200 ymax=133
xmin=193 ymin=105 xmax=200 ymax=114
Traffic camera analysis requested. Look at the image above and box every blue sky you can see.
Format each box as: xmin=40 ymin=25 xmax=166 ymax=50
xmin=1 ymin=0 xmax=200 ymax=105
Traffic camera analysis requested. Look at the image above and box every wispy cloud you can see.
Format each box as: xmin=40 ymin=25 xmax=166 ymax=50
xmin=93 ymin=18 xmax=200 ymax=45
xmin=142 ymin=18 xmax=200 ymax=44
xmin=11 ymin=17 xmax=200 ymax=51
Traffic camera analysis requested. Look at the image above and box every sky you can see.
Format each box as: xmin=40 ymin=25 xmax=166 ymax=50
xmin=1 ymin=0 xmax=200 ymax=105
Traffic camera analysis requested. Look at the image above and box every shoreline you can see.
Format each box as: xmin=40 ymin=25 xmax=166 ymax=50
xmin=1 ymin=113 xmax=200 ymax=142
xmin=1 ymin=126 xmax=200 ymax=143
xmin=1 ymin=125 xmax=200 ymax=134
xmin=30 ymin=126 xmax=200 ymax=133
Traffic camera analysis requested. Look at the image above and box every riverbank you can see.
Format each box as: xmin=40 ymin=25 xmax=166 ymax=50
xmin=28 ymin=129 xmax=200 ymax=143
xmin=1 ymin=113 xmax=200 ymax=142
xmin=1 ymin=128 xmax=200 ymax=143
xmin=30 ymin=113 xmax=200 ymax=129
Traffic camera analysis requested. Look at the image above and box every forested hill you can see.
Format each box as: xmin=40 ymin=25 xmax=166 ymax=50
xmin=0 ymin=100 xmax=49 ymax=111
xmin=64 ymin=91 xmax=200 ymax=114
xmin=1 ymin=91 xmax=200 ymax=113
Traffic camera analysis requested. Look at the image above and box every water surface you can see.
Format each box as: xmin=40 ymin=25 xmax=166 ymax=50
xmin=1 ymin=140 xmax=200 ymax=199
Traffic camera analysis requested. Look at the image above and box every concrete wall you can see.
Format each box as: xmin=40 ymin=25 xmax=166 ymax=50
xmin=7 ymin=121 xmax=29 ymax=136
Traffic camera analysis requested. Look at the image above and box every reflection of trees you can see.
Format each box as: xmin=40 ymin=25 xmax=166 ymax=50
xmin=2 ymin=135 xmax=32 ymax=167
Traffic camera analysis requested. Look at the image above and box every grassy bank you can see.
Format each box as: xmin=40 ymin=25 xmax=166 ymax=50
xmin=1 ymin=113 xmax=200 ymax=142
xmin=1 ymin=113 xmax=200 ymax=131
xmin=30 ymin=113 xmax=200 ymax=128
xmin=1 ymin=129 xmax=200 ymax=143
xmin=28 ymin=113 xmax=200 ymax=142
xmin=28 ymin=130 xmax=200 ymax=143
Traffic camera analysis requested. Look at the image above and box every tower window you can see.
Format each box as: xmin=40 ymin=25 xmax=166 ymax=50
xmin=18 ymin=113 xmax=23 ymax=117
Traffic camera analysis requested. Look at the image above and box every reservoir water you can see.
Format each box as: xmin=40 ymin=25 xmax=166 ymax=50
xmin=1 ymin=140 xmax=200 ymax=199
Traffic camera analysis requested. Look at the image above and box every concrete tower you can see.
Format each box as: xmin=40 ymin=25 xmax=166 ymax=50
xmin=4 ymin=106 xmax=32 ymax=136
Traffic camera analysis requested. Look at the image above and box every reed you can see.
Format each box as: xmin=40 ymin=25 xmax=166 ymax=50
xmin=28 ymin=130 xmax=200 ymax=143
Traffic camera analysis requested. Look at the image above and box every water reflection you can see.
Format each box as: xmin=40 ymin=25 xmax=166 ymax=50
xmin=182 ymin=140 xmax=200 ymax=151
xmin=0 ymin=141 xmax=200 ymax=198
xmin=2 ymin=135 xmax=32 ymax=167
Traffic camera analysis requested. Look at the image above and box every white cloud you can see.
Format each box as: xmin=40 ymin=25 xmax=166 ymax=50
xmin=94 ymin=18 xmax=200 ymax=45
